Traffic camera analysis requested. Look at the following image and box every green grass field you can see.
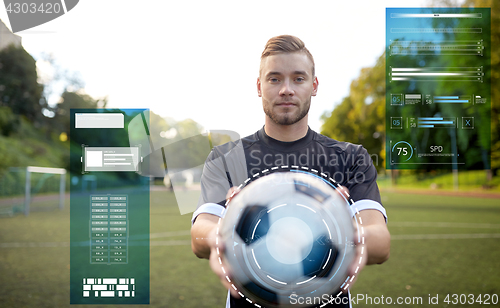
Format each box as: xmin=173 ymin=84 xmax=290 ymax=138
xmin=377 ymin=170 xmax=500 ymax=193
xmin=0 ymin=189 xmax=499 ymax=307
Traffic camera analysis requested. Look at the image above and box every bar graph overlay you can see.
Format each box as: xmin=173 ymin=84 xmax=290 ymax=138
xmin=390 ymin=66 xmax=483 ymax=82
xmin=386 ymin=8 xmax=491 ymax=169
xmin=417 ymin=117 xmax=457 ymax=128
xmin=390 ymin=40 xmax=483 ymax=56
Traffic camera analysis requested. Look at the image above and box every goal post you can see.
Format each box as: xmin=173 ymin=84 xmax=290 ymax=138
xmin=24 ymin=166 xmax=66 ymax=216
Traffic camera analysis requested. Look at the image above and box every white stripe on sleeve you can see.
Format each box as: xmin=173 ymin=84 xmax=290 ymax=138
xmin=350 ymin=199 xmax=387 ymax=223
xmin=191 ymin=203 xmax=226 ymax=225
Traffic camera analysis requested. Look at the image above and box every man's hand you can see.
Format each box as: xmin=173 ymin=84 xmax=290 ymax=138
xmin=343 ymin=208 xmax=390 ymax=293
xmin=191 ymin=187 xmax=241 ymax=296
xmin=342 ymin=227 xmax=367 ymax=293
xmin=334 ymin=186 xmax=390 ymax=293
xmin=354 ymin=209 xmax=390 ymax=265
xmin=207 ymin=224 xmax=242 ymax=298
xmin=190 ymin=187 xmax=240 ymax=259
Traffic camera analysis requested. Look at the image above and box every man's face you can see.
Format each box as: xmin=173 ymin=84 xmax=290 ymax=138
xmin=258 ymin=52 xmax=318 ymax=126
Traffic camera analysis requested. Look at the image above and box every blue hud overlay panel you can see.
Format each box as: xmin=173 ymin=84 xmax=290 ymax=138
xmin=70 ymin=109 xmax=150 ymax=304
xmin=386 ymin=8 xmax=491 ymax=170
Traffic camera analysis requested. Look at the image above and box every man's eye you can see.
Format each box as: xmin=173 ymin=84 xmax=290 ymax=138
xmin=296 ymin=77 xmax=305 ymax=82
xmin=269 ymin=78 xmax=279 ymax=83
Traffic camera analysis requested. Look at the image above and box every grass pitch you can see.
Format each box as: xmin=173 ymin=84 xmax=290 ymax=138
xmin=0 ymin=189 xmax=499 ymax=307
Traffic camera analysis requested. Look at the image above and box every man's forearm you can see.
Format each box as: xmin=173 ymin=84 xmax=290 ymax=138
xmin=363 ymin=223 xmax=390 ymax=264
xmin=191 ymin=213 xmax=220 ymax=259
xmin=356 ymin=209 xmax=391 ymax=265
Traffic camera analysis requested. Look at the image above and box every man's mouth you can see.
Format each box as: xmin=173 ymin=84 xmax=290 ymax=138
xmin=276 ymin=102 xmax=296 ymax=107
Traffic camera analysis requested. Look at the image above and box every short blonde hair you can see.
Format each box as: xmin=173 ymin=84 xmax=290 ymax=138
xmin=260 ymin=35 xmax=315 ymax=77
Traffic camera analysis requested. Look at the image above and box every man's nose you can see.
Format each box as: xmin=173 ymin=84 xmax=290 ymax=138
xmin=279 ymin=80 xmax=294 ymax=96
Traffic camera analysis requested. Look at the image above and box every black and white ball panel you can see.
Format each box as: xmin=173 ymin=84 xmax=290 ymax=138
xmin=220 ymin=171 xmax=355 ymax=307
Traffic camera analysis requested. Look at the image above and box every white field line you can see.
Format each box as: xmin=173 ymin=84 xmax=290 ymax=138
xmin=390 ymin=222 xmax=500 ymax=229
xmin=2 ymin=223 xmax=500 ymax=247
xmin=391 ymin=233 xmax=500 ymax=240
xmin=0 ymin=231 xmax=191 ymax=248
xmin=150 ymin=240 xmax=191 ymax=246
xmin=149 ymin=230 xmax=190 ymax=238
xmin=390 ymin=222 xmax=500 ymax=240
xmin=0 ymin=240 xmax=192 ymax=248
xmin=0 ymin=242 xmax=70 ymax=248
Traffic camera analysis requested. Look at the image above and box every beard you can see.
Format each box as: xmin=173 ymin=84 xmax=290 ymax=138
xmin=263 ymin=98 xmax=311 ymax=126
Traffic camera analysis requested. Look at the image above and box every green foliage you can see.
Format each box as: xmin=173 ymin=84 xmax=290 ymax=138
xmin=0 ymin=45 xmax=45 ymax=124
xmin=0 ymin=45 xmax=69 ymax=182
xmin=463 ymin=0 xmax=500 ymax=172
xmin=0 ymin=116 xmax=68 ymax=173
xmin=53 ymin=90 xmax=108 ymax=134
xmin=0 ymin=106 xmax=17 ymax=136
xmin=428 ymin=0 xmax=499 ymax=172
xmin=322 ymin=0 xmax=499 ymax=174
xmin=0 ymin=90 xmax=110 ymax=179
xmin=321 ymin=54 xmax=386 ymax=170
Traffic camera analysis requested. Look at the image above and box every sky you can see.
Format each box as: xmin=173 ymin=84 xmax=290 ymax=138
xmin=0 ymin=0 xmax=441 ymax=138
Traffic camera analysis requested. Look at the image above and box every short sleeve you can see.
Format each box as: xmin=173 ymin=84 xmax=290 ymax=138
xmin=192 ymin=149 xmax=231 ymax=223
xmin=192 ymin=140 xmax=249 ymax=223
xmin=343 ymin=145 xmax=386 ymax=221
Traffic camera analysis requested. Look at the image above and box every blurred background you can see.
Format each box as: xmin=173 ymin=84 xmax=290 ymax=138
xmin=0 ymin=0 xmax=498 ymax=307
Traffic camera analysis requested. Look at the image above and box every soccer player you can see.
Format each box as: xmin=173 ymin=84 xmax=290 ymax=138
xmin=191 ymin=35 xmax=390 ymax=307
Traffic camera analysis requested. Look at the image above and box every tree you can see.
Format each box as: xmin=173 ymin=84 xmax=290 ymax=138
xmin=52 ymin=90 xmax=108 ymax=134
xmin=321 ymin=54 xmax=386 ymax=171
xmin=433 ymin=0 xmax=499 ymax=177
xmin=322 ymin=0 xmax=499 ymax=179
xmin=463 ymin=0 xmax=500 ymax=177
xmin=0 ymin=45 xmax=45 ymax=125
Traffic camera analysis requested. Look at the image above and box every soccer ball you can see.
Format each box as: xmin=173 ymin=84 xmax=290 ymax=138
xmin=219 ymin=170 xmax=356 ymax=307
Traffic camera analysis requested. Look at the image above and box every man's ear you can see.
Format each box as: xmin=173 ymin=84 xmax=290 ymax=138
xmin=257 ymin=77 xmax=262 ymax=97
xmin=312 ymin=77 xmax=319 ymax=96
